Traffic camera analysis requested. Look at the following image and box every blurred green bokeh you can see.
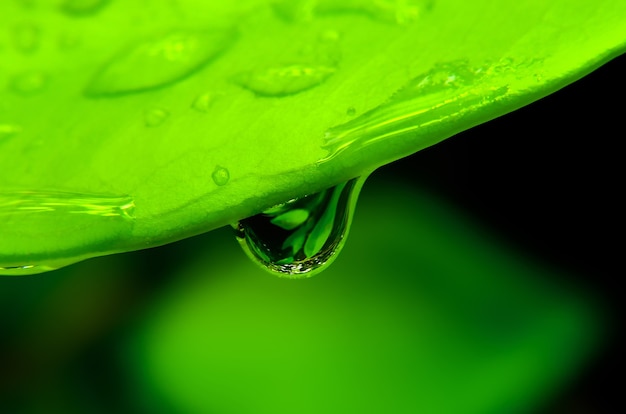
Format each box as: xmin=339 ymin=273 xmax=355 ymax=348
xmin=124 ymin=178 xmax=599 ymax=414
xmin=0 ymin=174 xmax=604 ymax=413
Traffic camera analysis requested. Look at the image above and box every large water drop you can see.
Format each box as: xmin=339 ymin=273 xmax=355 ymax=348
xmin=235 ymin=64 xmax=336 ymax=97
xmin=211 ymin=166 xmax=230 ymax=186
xmin=85 ymin=29 xmax=236 ymax=97
xmin=233 ymin=177 xmax=365 ymax=278
xmin=191 ymin=92 xmax=216 ymax=113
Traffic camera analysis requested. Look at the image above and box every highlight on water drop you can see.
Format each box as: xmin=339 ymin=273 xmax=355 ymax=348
xmin=85 ymin=28 xmax=236 ymax=97
xmin=234 ymin=64 xmax=336 ymax=97
xmin=232 ymin=176 xmax=365 ymax=278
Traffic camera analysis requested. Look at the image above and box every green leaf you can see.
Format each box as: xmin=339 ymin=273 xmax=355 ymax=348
xmin=1 ymin=0 xmax=625 ymax=273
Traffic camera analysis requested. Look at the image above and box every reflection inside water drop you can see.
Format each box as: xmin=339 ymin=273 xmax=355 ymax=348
xmin=233 ymin=177 xmax=364 ymax=278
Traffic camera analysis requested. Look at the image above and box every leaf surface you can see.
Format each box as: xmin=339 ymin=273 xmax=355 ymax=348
xmin=1 ymin=0 xmax=625 ymax=272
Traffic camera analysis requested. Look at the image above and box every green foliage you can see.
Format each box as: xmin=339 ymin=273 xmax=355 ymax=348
xmin=1 ymin=0 xmax=625 ymax=273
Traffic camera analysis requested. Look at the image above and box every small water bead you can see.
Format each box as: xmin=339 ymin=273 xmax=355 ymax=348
xmin=235 ymin=64 xmax=336 ymax=97
xmin=144 ymin=108 xmax=169 ymax=127
xmin=10 ymin=71 xmax=48 ymax=95
xmin=60 ymin=0 xmax=111 ymax=16
xmin=233 ymin=177 xmax=364 ymax=278
xmin=346 ymin=106 xmax=356 ymax=116
xmin=211 ymin=165 xmax=230 ymax=186
xmin=192 ymin=92 xmax=215 ymax=113
xmin=85 ymin=28 xmax=236 ymax=97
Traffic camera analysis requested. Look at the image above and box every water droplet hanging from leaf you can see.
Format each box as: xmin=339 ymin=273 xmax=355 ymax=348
xmin=233 ymin=176 xmax=366 ymax=278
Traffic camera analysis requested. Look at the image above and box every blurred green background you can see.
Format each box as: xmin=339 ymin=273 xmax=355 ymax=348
xmin=1 ymin=54 xmax=622 ymax=414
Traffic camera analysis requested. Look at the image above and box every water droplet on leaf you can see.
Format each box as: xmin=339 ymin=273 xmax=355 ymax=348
xmin=0 ymin=191 xmax=135 ymax=275
xmin=346 ymin=106 xmax=356 ymax=116
xmin=235 ymin=64 xmax=336 ymax=97
xmin=10 ymin=71 xmax=48 ymax=95
xmin=192 ymin=92 xmax=215 ymax=113
xmin=320 ymin=60 xmax=508 ymax=162
xmin=233 ymin=177 xmax=364 ymax=278
xmin=271 ymin=0 xmax=316 ymax=23
xmin=59 ymin=0 xmax=111 ymax=16
xmin=211 ymin=165 xmax=230 ymax=186
xmin=85 ymin=29 xmax=236 ymax=97
xmin=144 ymin=108 xmax=169 ymax=127
xmin=13 ymin=22 xmax=40 ymax=54
xmin=279 ymin=0 xmax=432 ymax=25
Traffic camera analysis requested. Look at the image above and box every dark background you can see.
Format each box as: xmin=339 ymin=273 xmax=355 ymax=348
xmin=383 ymin=53 xmax=624 ymax=412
